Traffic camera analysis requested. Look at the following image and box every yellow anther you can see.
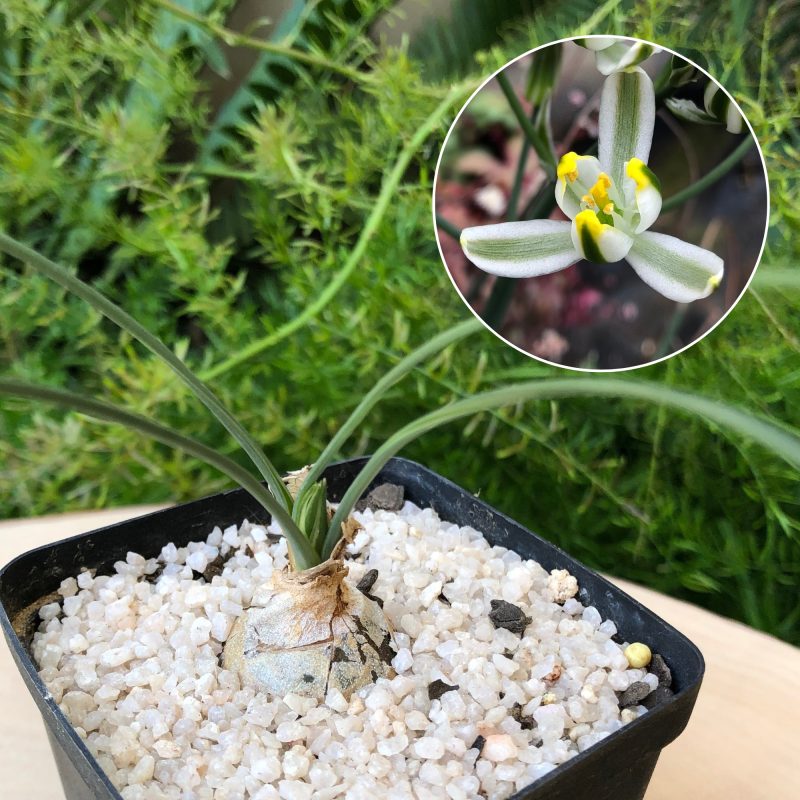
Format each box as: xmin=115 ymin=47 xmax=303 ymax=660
xmin=708 ymin=274 xmax=721 ymax=290
xmin=557 ymin=151 xmax=580 ymax=183
xmin=626 ymin=157 xmax=653 ymax=191
xmin=587 ymin=173 xmax=613 ymax=212
xmin=581 ymin=194 xmax=595 ymax=207
xmin=603 ymin=202 xmax=615 ymax=215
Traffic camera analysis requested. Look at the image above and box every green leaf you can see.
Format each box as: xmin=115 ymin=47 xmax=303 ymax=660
xmin=0 ymin=377 xmax=318 ymax=568
xmin=324 ymin=379 xmax=800 ymax=557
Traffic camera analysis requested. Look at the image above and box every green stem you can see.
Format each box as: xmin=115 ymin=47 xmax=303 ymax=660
xmin=435 ymin=214 xmax=462 ymax=241
xmin=482 ymin=278 xmax=516 ymax=328
xmin=507 ymin=114 xmax=534 ymax=220
xmin=495 ymin=72 xmax=556 ymax=178
xmin=323 ymin=378 xmax=800 ymax=557
xmin=0 ymin=231 xmax=292 ymax=510
xmin=201 ymin=83 xmax=469 ymax=380
xmin=481 ymin=103 xmax=546 ymax=329
xmin=0 ymin=379 xmax=318 ymax=568
xmin=295 ymin=318 xmax=483 ymax=507
xmin=149 ymin=0 xmax=372 ymax=85
xmin=661 ymin=137 xmax=753 ymax=212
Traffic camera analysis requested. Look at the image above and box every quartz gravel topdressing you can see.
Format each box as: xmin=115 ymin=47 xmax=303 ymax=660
xmin=32 ymin=502 xmax=660 ymax=800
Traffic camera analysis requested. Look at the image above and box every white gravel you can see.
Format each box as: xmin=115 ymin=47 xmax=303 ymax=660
xmin=33 ymin=502 xmax=654 ymax=799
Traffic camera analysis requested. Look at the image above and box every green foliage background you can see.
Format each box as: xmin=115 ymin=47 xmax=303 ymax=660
xmin=1 ymin=0 xmax=798 ymax=642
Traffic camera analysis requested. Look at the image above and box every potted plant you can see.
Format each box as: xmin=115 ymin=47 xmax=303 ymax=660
xmin=1 ymin=233 xmax=798 ymax=799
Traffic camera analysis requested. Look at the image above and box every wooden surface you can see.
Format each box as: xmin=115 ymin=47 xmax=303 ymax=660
xmin=1 ymin=506 xmax=798 ymax=799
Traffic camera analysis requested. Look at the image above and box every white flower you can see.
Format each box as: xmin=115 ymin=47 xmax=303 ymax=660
xmin=578 ymin=37 xmax=660 ymax=75
xmin=666 ymin=81 xmax=744 ymax=134
xmin=460 ymin=69 xmax=724 ymax=303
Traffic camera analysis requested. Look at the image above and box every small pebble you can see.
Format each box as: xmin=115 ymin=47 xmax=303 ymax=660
xmin=482 ymin=734 xmax=518 ymax=762
xmin=624 ymin=642 xmax=652 ymax=669
xmin=356 ymin=569 xmax=379 ymax=594
xmin=642 ymin=685 xmax=675 ymax=710
xmin=620 ymin=681 xmax=651 ymax=708
xmin=428 ymin=679 xmax=459 ymax=701
xmin=648 ymin=653 xmax=672 ymax=688
xmin=510 ymin=703 xmax=536 ymax=730
xmin=414 ymin=737 xmax=445 ymax=760
xmin=546 ymin=569 xmax=579 ymax=604
xmin=488 ymin=600 xmax=531 ymax=635
xmin=469 ymin=735 xmax=486 ymax=754
xmin=356 ymin=483 xmax=405 ymax=512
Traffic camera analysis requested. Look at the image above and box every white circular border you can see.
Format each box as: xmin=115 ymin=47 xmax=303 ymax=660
xmin=432 ymin=34 xmax=770 ymax=373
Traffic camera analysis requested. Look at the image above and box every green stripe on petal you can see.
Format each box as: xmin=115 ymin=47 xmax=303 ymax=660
xmin=626 ymin=231 xmax=724 ymax=302
xmin=571 ymin=210 xmax=633 ymax=264
xmin=460 ymin=220 xmax=578 ymax=278
xmin=599 ymin=68 xmax=655 ymax=186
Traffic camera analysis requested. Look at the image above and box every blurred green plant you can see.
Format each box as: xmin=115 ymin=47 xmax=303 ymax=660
xmin=0 ymin=0 xmax=799 ymax=641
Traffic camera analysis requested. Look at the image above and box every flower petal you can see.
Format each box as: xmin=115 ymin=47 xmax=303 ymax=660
xmin=664 ymin=97 xmax=718 ymax=125
xmin=555 ymin=152 xmax=603 ymax=220
xmin=598 ymin=68 xmax=655 ymax=186
xmin=593 ymin=41 xmax=659 ymax=76
xmin=704 ymin=83 xmax=745 ymax=134
xmin=571 ymin=210 xmax=633 ymax=264
xmin=580 ymin=37 xmax=617 ymax=51
xmin=624 ymin=158 xmax=662 ymax=233
xmin=625 ymin=231 xmax=724 ymax=302
xmin=460 ymin=220 xmax=578 ymax=278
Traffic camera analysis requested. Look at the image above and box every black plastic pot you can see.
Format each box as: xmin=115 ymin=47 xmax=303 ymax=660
xmin=1 ymin=457 xmax=703 ymax=800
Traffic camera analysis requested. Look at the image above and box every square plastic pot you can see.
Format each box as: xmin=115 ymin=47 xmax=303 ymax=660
xmin=0 ymin=457 xmax=704 ymax=800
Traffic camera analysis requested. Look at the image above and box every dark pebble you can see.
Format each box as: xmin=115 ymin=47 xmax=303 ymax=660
xmin=437 ymin=592 xmax=451 ymax=606
xmin=356 ymin=569 xmax=379 ymax=594
xmin=200 ymin=553 xmax=227 ymax=583
xmin=488 ymin=599 xmax=531 ymax=635
xmin=428 ymin=679 xmax=459 ymax=701
xmin=642 ymin=685 xmax=675 ymax=710
xmin=470 ymin=735 xmax=486 ymax=754
xmin=364 ymin=592 xmax=384 ymax=608
xmin=511 ymin=703 xmax=537 ymax=730
xmin=144 ymin=564 xmax=165 ymax=585
xmin=619 ymin=681 xmax=651 ymax=708
xmin=355 ymin=482 xmax=405 ymax=512
xmin=648 ymin=653 xmax=672 ymax=688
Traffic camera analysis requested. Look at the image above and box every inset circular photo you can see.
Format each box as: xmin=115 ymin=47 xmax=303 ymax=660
xmin=434 ymin=36 xmax=768 ymax=370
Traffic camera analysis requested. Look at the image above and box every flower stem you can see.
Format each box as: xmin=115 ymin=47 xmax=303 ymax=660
xmin=0 ymin=231 xmax=292 ymax=510
xmin=435 ymin=214 xmax=462 ymax=241
xmin=495 ymin=72 xmax=556 ymax=178
xmin=323 ymin=378 xmax=800 ymax=558
xmin=661 ymin=137 xmax=753 ymax=212
xmin=0 ymin=379 xmax=318 ymax=569
xmin=200 ymin=83 xmax=469 ymax=380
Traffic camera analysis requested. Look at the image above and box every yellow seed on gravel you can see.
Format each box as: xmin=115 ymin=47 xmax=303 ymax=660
xmin=624 ymin=642 xmax=652 ymax=669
